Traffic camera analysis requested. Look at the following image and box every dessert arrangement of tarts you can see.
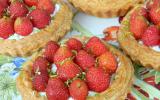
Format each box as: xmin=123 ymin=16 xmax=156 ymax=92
xmin=118 ymin=0 xmax=160 ymax=71
xmin=17 ymin=36 xmax=134 ymax=100
xmin=69 ymin=0 xmax=144 ymax=18
xmin=0 ymin=0 xmax=72 ymax=57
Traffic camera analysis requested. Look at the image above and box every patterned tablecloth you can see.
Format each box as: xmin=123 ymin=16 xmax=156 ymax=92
xmin=0 ymin=11 xmax=160 ymax=100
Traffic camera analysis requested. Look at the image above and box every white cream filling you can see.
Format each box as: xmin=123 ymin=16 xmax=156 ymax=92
xmin=0 ymin=4 xmax=61 ymax=40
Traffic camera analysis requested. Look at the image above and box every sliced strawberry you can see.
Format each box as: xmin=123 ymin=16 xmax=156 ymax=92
xmin=142 ymin=25 xmax=160 ymax=46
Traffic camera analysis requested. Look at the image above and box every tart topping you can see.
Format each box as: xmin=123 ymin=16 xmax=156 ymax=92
xmin=14 ymin=17 xmax=33 ymax=36
xmin=28 ymin=9 xmax=51 ymax=29
xmin=24 ymin=0 xmax=38 ymax=7
xmin=149 ymin=5 xmax=160 ymax=25
xmin=31 ymin=37 xmax=118 ymax=99
xmin=0 ymin=17 xmax=14 ymax=39
xmin=69 ymin=79 xmax=88 ymax=100
xmin=46 ymin=78 xmax=70 ymax=100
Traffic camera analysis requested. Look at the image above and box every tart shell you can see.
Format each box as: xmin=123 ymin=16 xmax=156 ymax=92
xmin=16 ymin=39 xmax=134 ymax=100
xmin=118 ymin=5 xmax=160 ymax=71
xmin=0 ymin=0 xmax=73 ymax=57
xmin=69 ymin=0 xmax=144 ymax=18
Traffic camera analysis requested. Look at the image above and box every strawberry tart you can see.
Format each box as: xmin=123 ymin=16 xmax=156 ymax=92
xmin=0 ymin=0 xmax=72 ymax=57
xmin=118 ymin=0 xmax=160 ymax=70
xmin=17 ymin=36 xmax=134 ymax=100
xmin=69 ymin=0 xmax=144 ymax=18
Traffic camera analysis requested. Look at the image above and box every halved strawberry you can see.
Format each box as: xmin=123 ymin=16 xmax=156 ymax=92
xmin=98 ymin=51 xmax=117 ymax=74
xmin=9 ymin=1 xmax=28 ymax=19
xmin=44 ymin=41 xmax=59 ymax=63
xmin=0 ymin=17 xmax=14 ymax=39
xmin=14 ymin=17 xmax=33 ymax=36
xmin=28 ymin=9 xmax=51 ymax=29
xmin=37 ymin=0 xmax=55 ymax=14
xmin=24 ymin=0 xmax=38 ymax=7
xmin=142 ymin=25 xmax=160 ymax=46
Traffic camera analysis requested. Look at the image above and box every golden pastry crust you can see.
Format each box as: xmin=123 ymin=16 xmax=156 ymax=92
xmin=69 ymin=0 xmax=144 ymax=18
xmin=0 ymin=0 xmax=73 ymax=57
xmin=16 ymin=39 xmax=134 ymax=100
xmin=118 ymin=5 xmax=160 ymax=71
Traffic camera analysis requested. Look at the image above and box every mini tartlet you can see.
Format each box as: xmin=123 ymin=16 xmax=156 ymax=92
xmin=118 ymin=3 xmax=160 ymax=70
xmin=16 ymin=36 xmax=134 ymax=100
xmin=69 ymin=0 xmax=144 ymax=18
xmin=0 ymin=0 xmax=72 ymax=57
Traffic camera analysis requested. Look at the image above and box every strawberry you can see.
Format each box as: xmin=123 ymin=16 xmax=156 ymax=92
xmin=28 ymin=9 xmax=51 ymax=29
xmin=66 ymin=38 xmax=83 ymax=51
xmin=85 ymin=36 xmax=108 ymax=56
xmin=130 ymin=11 xmax=148 ymax=39
xmin=0 ymin=4 xmax=4 ymax=17
xmin=24 ymin=0 xmax=38 ymax=7
xmin=142 ymin=25 xmax=160 ymax=46
xmin=69 ymin=79 xmax=88 ymax=100
xmin=57 ymin=60 xmax=81 ymax=81
xmin=139 ymin=7 xmax=149 ymax=19
xmin=32 ymin=71 xmax=49 ymax=92
xmin=8 ymin=1 xmax=28 ymax=19
xmin=54 ymin=46 xmax=73 ymax=67
xmin=86 ymin=67 xmax=110 ymax=92
xmin=75 ymin=50 xmax=95 ymax=71
xmin=0 ymin=0 xmax=9 ymax=8
xmin=149 ymin=6 xmax=160 ymax=25
xmin=44 ymin=41 xmax=59 ymax=63
xmin=14 ymin=17 xmax=33 ymax=36
xmin=32 ymin=56 xmax=49 ymax=73
xmin=146 ymin=0 xmax=160 ymax=10
xmin=37 ymin=0 xmax=55 ymax=14
xmin=98 ymin=51 xmax=117 ymax=74
xmin=0 ymin=17 xmax=14 ymax=39
xmin=46 ymin=78 xmax=69 ymax=100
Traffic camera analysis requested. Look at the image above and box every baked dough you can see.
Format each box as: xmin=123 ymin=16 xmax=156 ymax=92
xmin=16 ymin=39 xmax=134 ymax=100
xmin=118 ymin=5 xmax=160 ymax=71
xmin=69 ymin=0 xmax=144 ymax=18
xmin=0 ymin=0 xmax=73 ymax=57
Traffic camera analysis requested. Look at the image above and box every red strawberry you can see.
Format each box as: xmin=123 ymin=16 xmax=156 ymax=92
xmin=32 ymin=56 xmax=49 ymax=73
xmin=9 ymin=1 xmax=28 ymax=19
xmin=130 ymin=11 xmax=148 ymax=39
xmin=57 ymin=60 xmax=81 ymax=81
xmin=142 ymin=25 xmax=160 ymax=46
xmin=139 ymin=7 xmax=149 ymax=19
xmin=0 ymin=4 xmax=4 ymax=17
xmin=24 ymin=0 xmax=38 ymax=7
xmin=149 ymin=6 xmax=160 ymax=25
xmin=86 ymin=67 xmax=110 ymax=92
xmin=46 ymin=78 xmax=69 ymax=100
xmin=0 ymin=0 xmax=9 ymax=8
xmin=44 ymin=41 xmax=59 ymax=63
xmin=14 ymin=17 xmax=33 ymax=36
xmin=0 ymin=17 xmax=14 ymax=39
xmin=146 ymin=0 xmax=160 ymax=10
xmin=37 ymin=0 xmax=55 ymax=14
xmin=66 ymin=38 xmax=83 ymax=51
xmin=98 ymin=51 xmax=117 ymax=74
xmin=28 ymin=9 xmax=51 ymax=29
xmin=69 ymin=79 xmax=88 ymax=100
xmin=54 ymin=46 xmax=73 ymax=67
xmin=75 ymin=50 xmax=95 ymax=71
xmin=32 ymin=71 xmax=49 ymax=92
xmin=85 ymin=36 xmax=108 ymax=56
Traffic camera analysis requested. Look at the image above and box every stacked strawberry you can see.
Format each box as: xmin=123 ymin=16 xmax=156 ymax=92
xmin=0 ymin=0 xmax=55 ymax=39
xmin=31 ymin=37 xmax=118 ymax=100
xmin=130 ymin=0 xmax=160 ymax=46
